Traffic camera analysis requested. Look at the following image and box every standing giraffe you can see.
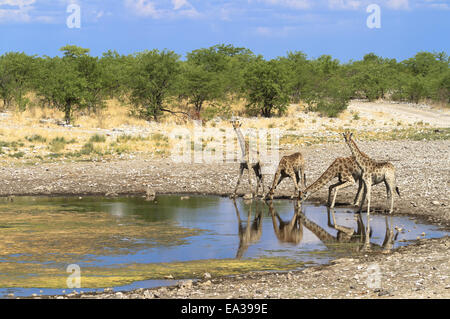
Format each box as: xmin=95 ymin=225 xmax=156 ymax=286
xmin=342 ymin=132 xmax=400 ymax=248
xmin=265 ymin=152 xmax=306 ymax=200
xmin=342 ymin=132 xmax=400 ymax=214
xmin=231 ymin=118 xmax=265 ymax=197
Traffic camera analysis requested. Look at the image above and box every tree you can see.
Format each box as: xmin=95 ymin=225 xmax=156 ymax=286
xmin=302 ymin=56 xmax=353 ymax=117
xmin=243 ymin=58 xmax=290 ymax=117
xmin=100 ymin=50 xmax=133 ymax=100
xmin=60 ymin=45 xmax=108 ymax=114
xmin=127 ymin=49 xmax=181 ymax=121
xmin=34 ymin=56 xmax=87 ymax=124
xmin=349 ymin=53 xmax=397 ymax=101
xmin=279 ymin=51 xmax=312 ymax=102
xmin=0 ymin=52 xmax=36 ymax=110
xmin=303 ymin=75 xmax=353 ymax=117
xmin=177 ymin=46 xmax=232 ymax=118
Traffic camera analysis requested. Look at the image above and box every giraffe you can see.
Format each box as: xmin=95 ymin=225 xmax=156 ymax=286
xmin=342 ymin=132 xmax=400 ymax=215
xmin=342 ymin=132 xmax=400 ymax=249
xmin=230 ymin=118 xmax=265 ymax=198
xmin=233 ymin=199 xmax=263 ymax=259
xmin=265 ymin=152 xmax=306 ymax=200
xmin=267 ymin=200 xmax=304 ymax=244
xmin=298 ymin=156 xmax=364 ymax=208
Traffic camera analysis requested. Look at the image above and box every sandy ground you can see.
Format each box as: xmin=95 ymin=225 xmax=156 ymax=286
xmin=347 ymin=100 xmax=450 ymax=127
xmin=3 ymin=101 xmax=449 ymax=299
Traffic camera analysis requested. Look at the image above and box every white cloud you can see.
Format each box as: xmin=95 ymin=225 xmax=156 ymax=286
xmin=125 ymin=0 xmax=199 ymax=18
xmin=328 ymin=0 xmax=362 ymax=10
xmin=0 ymin=0 xmax=35 ymax=6
xmin=125 ymin=0 xmax=160 ymax=18
xmin=385 ymin=0 xmax=409 ymax=10
xmin=421 ymin=0 xmax=450 ymax=10
xmin=0 ymin=0 xmax=35 ymax=23
xmin=172 ymin=0 xmax=189 ymax=10
xmin=254 ymin=25 xmax=297 ymax=37
xmin=254 ymin=0 xmax=312 ymax=10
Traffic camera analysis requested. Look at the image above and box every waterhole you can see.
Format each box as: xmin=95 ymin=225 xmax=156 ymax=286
xmin=0 ymin=195 xmax=447 ymax=297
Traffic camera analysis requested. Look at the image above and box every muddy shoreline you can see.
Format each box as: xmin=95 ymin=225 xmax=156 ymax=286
xmin=3 ymin=139 xmax=449 ymax=299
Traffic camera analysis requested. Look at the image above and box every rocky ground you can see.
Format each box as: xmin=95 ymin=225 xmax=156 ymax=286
xmin=3 ymin=138 xmax=449 ymax=299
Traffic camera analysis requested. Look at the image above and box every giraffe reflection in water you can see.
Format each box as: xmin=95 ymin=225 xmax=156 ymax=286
xmin=267 ymin=201 xmax=304 ymax=245
xmin=234 ymin=199 xmax=399 ymax=259
xmin=233 ymin=199 xmax=264 ymax=259
xmin=297 ymin=203 xmax=399 ymax=253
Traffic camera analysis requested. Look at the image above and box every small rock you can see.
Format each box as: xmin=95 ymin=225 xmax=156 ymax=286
xmin=143 ymin=290 xmax=153 ymax=299
xmin=145 ymin=187 xmax=156 ymax=201
xmin=105 ymin=191 xmax=118 ymax=197
xmin=203 ymin=272 xmax=211 ymax=279
xmin=178 ymin=280 xmax=193 ymax=289
xmin=115 ymin=292 xmax=124 ymax=298
xmin=377 ymin=290 xmax=390 ymax=297
xmin=431 ymin=201 xmax=440 ymax=206
xmin=243 ymin=193 xmax=253 ymax=200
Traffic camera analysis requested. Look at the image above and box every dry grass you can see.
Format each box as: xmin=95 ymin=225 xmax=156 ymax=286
xmin=0 ymin=96 xmax=448 ymax=164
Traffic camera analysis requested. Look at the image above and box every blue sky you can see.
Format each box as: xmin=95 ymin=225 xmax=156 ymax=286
xmin=0 ymin=0 xmax=448 ymax=62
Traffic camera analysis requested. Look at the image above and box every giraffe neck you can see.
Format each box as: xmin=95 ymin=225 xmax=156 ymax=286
xmin=234 ymin=127 xmax=248 ymax=160
xmin=299 ymin=214 xmax=337 ymax=243
xmin=305 ymin=164 xmax=336 ymax=195
xmin=347 ymin=139 xmax=370 ymax=168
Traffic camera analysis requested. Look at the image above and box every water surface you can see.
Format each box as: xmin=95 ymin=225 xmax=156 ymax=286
xmin=0 ymin=195 xmax=446 ymax=297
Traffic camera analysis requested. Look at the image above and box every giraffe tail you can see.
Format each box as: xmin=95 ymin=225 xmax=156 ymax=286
xmin=395 ymin=186 xmax=401 ymax=197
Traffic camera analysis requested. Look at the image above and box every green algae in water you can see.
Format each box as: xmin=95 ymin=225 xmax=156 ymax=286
xmin=0 ymin=257 xmax=305 ymax=289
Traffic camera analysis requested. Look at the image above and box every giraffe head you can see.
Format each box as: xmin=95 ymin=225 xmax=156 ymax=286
xmin=230 ymin=117 xmax=242 ymax=129
xmin=298 ymin=189 xmax=309 ymax=202
xmin=342 ymin=131 xmax=353 ymax=144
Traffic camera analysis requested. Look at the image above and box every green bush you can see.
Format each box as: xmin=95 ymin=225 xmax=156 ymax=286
xmin=26 ymin=134 xmax=47 ymax=143
xmin=80 ymin=142 xmax=95 ymax=155
xmin=89 ymin=134 xmax=106 ymax=143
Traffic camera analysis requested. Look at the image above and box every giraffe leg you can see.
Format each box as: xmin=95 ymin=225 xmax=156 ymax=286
xmin=253 ymin=166 xmax=260 ymax=197
xmin=328 ymin=181 xmax=344 ymax=207
xmin=364 ymin=177 xmax=372 ymax=249
xmin=357 ymin=180 xmax=367 ymax=214
xmin=299 ymin=165 xmax=306 ymax=190
xmin=330 ymin=180 xmax=354 ymax=208
xmin=285 ymin=167 xmax=299 ymax=198
xmin=353 ymin=178 xmax=363 ymax=206
xmin=247 ymin=164 xmax=254 ymax=197
xmin=234 ymin=164 xmax=245 ymax=197
xmin=267 ymin=169 xmax=283 ymax=199
xmin=252 ymin=164 xmax=263 ymax=197
xmin=384 ymin=177 xmax=395 ymax=214
xmin=259 ymin=170 xmax=266 ymax=196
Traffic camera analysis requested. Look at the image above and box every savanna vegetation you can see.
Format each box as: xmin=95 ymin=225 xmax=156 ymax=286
xmin=0 ymin=44 xmax=448 ymax=124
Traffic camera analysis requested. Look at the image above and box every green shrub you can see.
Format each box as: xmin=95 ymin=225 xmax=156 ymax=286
xmin=80 ymin=142 xmax=95 ymax=155
xmin=89 ymin=134 xmax=106 ymax=143
xmin=26 ymin=134 xmax=47 ymax=143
